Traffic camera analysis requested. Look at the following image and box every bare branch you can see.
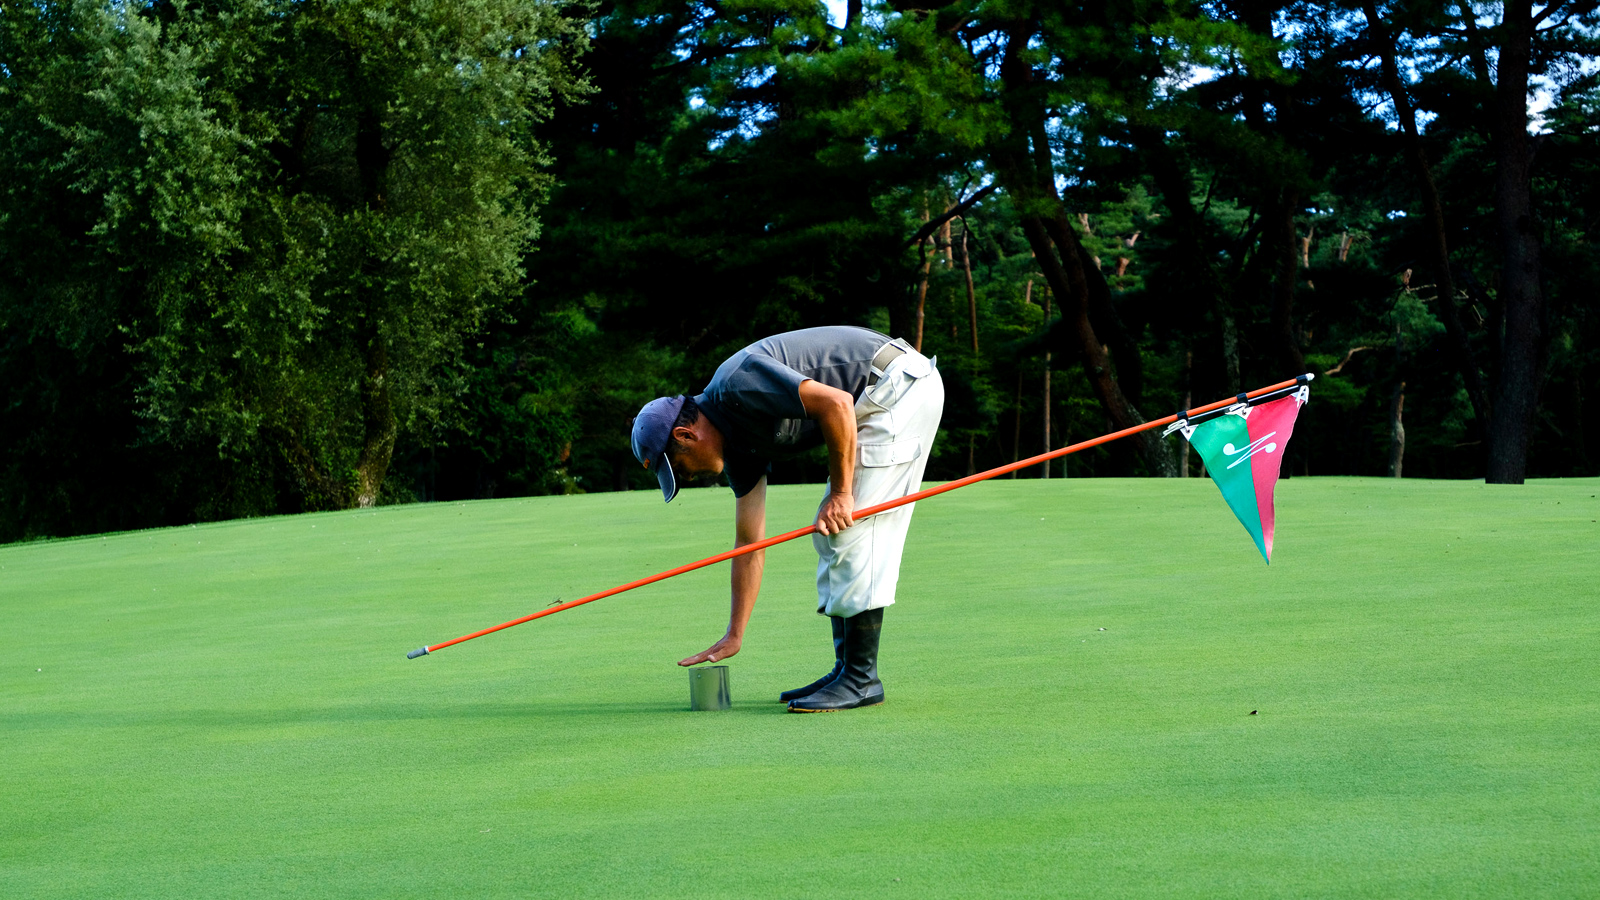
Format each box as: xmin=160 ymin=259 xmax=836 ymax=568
xmin=1532 ymin=1 xmax=1569 ymax=26
xmin=899 ymin=184 xmax=998 ymax=250
xmin=1324 ymin=346 xmax=1372 ymax=376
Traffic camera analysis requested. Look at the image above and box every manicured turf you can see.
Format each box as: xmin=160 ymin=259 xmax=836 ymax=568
xmin=3 ymin=476 xmax=1598 ymax=898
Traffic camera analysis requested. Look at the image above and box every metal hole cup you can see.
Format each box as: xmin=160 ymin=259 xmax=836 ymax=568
xmin=688 ymin=665 xmax=731 ymax=711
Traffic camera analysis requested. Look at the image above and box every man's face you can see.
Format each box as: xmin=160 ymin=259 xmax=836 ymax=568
xmin=667 ymin=422 xmax=724 ymax=479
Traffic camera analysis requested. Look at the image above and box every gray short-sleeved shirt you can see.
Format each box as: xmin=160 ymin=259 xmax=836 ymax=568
xmin=694 ymin=326 xmax=894 ymax=497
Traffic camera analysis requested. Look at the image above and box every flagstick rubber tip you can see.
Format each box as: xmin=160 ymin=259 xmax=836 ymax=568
xmin=407 ymin=647 xmax=430 ymax=659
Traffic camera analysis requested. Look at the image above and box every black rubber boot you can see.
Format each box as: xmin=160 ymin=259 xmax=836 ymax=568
xmin=788 ymin=607 xmax=884 ymax=712
xmin=778 ymin=615 xmax=847 ymax=703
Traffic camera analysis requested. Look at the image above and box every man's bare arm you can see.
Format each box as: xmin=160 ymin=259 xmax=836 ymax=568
xmin=678 ymin=476 xmax=767 ymax=666
xmin=798 ymin=379 xmax=857 ymax=535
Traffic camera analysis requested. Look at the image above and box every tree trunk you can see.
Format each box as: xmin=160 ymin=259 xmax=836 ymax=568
xmin=1362 ymin=0 xmax=1492 ymax=429
xmin=911 ymin=197 xmax=933 ymax=350
xmin=1042 ymin=287 xmax=1052 ymax=480
xmin=1115 ymin=232 xmax=1138 ymax=277
xmin=1180 ymin=351 xmax=1193 ymax=477
xmin=1078 ymin=240 xmax=1144 ymax=407
xmin=1271 ymin=191 xmax=1306 ymax=375
xmin=1011 ymin=363 xmax=1024 ymax=476
xmin=1389 ymin=381 xmax=1406 ymax=478
xmin=1133 ymin=125 xmax=1235 ymax=396
xmin=353 ymin=89 xmax=395 ymax=508
xmin=960 ymin=218 xmax=978 ymax=354
xmin=1040 ymin=362 xmax=1051 ymax=476
xmin=276 ymin=428 xmax=349 ymax=510
xmin=1221 ymin=307 xmax=1241 ymax=394
xmin=941 ymin=215 xmax=956 ymax=341
xmin=1001 ymin=201 xmax=1176 ymax=475
xmin=1573 ymin=366 xmax=1589 ymax=473
xmin=1485 ymin=0 xmax=1545 ymax=484
xmin=1458 ymin=0 xmax=1495 ymax=87
xmin=1232 ymin=3 xmax=1307 ymax=383
xmin=355 ymin=108 xmax=390 ymax=212
xmin=914 ymin=234 xmax=932 ymax=352
xmin=1014 ymin=280 xmax=1032 ymax=477
xmin=355 ymin=334 xmax=397 ymax=508
xmin=995 ymin=28 xmax=1174 ymax=476
xmin=1389 ymin=320 xmax=1407 ymax=478
xmin=1040 ymin=211 xmax=1176 ymax=475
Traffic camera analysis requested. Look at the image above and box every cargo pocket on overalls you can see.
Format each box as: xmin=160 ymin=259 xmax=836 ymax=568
xmin=858 ymin=437 xmax=922 ymax=468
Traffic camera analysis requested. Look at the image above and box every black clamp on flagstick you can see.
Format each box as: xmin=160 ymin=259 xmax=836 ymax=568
xmin=1163 ymin=373 xmax=1315 ymax=439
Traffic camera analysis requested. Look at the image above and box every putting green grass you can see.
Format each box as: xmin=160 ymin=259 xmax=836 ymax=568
xmin=3 ymin=477 xmax=1598 ymax=898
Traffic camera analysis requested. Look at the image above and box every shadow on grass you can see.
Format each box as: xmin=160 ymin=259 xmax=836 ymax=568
xmin=1 ymin=697 xmax=798 ymax=731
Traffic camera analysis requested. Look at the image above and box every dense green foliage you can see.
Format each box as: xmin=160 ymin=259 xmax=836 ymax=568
xmin=4 ymin=479 xmax=1599 ymax=895
xmin=2 ymin=0 xmax=1597 ymax=538
xmin=1 ymin=0 xmax=587 ymax=535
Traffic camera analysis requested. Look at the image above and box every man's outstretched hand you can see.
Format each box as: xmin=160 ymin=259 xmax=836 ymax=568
xmin=815 ymin=490 xmax=855 ymax=536
xmin=679 ymin=633 xmax=742 ymax=667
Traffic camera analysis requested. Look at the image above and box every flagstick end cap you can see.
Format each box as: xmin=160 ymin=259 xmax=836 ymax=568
xmin=407 ymin=647 xmax=430 ymax=659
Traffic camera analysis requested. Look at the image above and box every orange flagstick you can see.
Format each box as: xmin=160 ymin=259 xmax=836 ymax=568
xmin=407 ymin=374 xmax=1313 ymax=659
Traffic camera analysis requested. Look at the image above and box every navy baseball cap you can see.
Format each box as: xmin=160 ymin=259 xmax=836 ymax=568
xmin=631 ymin=395 xmax=686 ymax=502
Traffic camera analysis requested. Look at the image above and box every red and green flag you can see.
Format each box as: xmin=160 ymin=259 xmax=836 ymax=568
xmin=1168 ymin=386 xmax=1308 ymax=563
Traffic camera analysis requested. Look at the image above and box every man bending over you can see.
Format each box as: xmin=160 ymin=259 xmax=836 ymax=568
xmin=630 ymin=326 xmax=943 ymax=712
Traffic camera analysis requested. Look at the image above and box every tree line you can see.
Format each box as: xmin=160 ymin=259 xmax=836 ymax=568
xmin=2 ymin=0 xmax=1596 ymax=541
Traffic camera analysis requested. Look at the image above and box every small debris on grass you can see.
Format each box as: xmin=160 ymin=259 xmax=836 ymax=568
xmin=1250 ymin=710 xmax=1258 ymax=715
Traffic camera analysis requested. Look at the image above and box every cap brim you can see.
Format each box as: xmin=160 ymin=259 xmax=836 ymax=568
xmin=653 ymin=453 xmax=679 ymax=502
